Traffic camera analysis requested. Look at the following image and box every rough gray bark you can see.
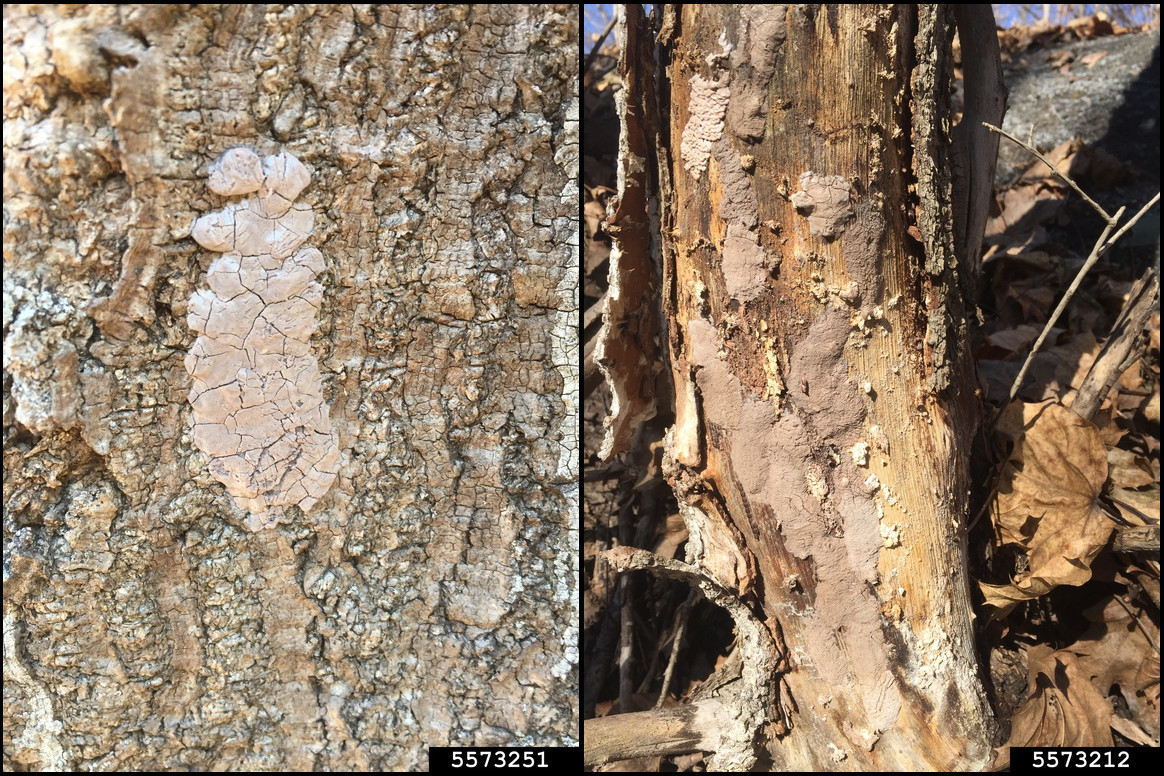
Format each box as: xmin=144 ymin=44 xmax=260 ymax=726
xmin=3 ymin=4 xmax=578 ymax=770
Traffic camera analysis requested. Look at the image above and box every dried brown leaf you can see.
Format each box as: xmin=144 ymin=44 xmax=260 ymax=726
xmin=1108 ymin=485 xmax=1160 ymax=525
xmin=1090 ymin=406 xmax=1128 ymax=446
xmin=1108 ymin=714 xmax=1157 ymax=746
xmin=652 ymin=511 xmax=689 ymax=561
xmin=1006 ymin=645 xmax=1114 ymax=749
xmin=982 ymin=402 xmax=1115 ymax=615
xmin=584 ymin=199 xmax=608 ymax=240
xmin=1108 ymin=448 xmax=1157 ymax=489
xmin=1080 ymin=50 xmax=1109 ymax=67
xmin=984 ymin=325 xmax=1042 ymax=356
xmin=1068 ymin=596 xmax=1161 ymax=739
xmin=1142 ymin=392 xmax=1160 ymax=425
xmin=1046 ymin=49 xmax=1075 ymax=70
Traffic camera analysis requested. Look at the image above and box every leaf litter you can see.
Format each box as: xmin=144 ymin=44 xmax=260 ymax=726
xmin=975 ymin=75 xmax=1158 ymax=753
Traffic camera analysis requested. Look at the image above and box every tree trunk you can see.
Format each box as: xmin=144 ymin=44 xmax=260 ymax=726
xmin=3 ymin=4 xmax=577 ymax=770
xmin=595 ymin=4 xmax=1004 ymax=770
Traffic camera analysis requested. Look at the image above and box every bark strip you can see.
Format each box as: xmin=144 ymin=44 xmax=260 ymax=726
xmin=596 ymin=4 xmax=664 ymax=460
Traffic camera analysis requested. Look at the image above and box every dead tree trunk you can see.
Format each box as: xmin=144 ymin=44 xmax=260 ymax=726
xmin=594 ymin=4 xmax=1005 ymax=770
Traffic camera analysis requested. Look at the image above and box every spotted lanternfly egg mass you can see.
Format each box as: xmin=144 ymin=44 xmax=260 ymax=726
xmin=186 ymin=147 xmax=341 ymax=530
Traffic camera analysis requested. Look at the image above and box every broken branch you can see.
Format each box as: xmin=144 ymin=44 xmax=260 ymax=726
xmin=983 ymin=122 xmax=1161 ymax=416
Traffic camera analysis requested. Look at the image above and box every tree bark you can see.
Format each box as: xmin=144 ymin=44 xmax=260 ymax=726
xmin=596 ymin=4 xmax=1004 ymax=770
xmin=3 ymin=4 xmax=577 ymax=770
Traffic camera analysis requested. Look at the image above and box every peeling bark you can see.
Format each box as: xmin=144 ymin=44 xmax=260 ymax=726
xmin=596 ymin=4 xmax=664 ymax=461
xmin=605 ymin=5 xmax=1002 ymax=770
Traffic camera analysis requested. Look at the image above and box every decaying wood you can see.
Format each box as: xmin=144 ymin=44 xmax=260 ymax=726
xmin=951 ymin=5 xmax=1007 ymax=273
xmin=598 ymin=5 xmax=1004 ymax=769
xmin=585 ymin=698 xmax=728 ymax=767
xmin=1074 ymin=267 xmax=1160 ymax=421
xmin=595 ymin=4 xmax=665 ymax=460
xmin=590 ymin=546 xmax=781 ymax=771
xmin=1113 ymin=524 xmax=1161 ymax=556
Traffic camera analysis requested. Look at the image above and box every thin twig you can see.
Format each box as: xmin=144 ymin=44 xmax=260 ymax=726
xmin=1073 ymin=266 xmax=1160 ymax=420
xmin=983 ymin=121 xmax=1161 ymax=419
xmin=1003 ymin=193 xmax=1160 ymax=411
xmin=617 ymin=477 xmax=636 ymax=714
xmin=583 ymin=465 xmax=625 ymax=482
xmin=584 ymin=12 xmax=618 ymax=79
xmin=618 ymin=574 xmax=635 ymax=711
xmin=967 ymin=477 xmax=1001 ymax=533
xmin=1112 ymin=596 xmax=1160 ymax=655
xmin=656 ymin=589 xmax=698 ymax=709
xmin=983 ymin=122 xmax=1112 ymax=221
xmin=1099 ymin=193 xmax=1162 ymax=252
xmin=1001 ymin=209 xmax=1122 ymax=411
